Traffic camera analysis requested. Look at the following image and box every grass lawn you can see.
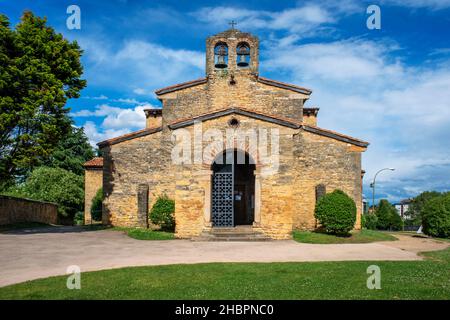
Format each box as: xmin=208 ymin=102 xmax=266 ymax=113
xmin=0 ymin=248 xmax=449 ymax=300
xmin=109 ymin=226 xmax=174 ymax=240
xmin=293 ymin=229 xmax=397 ymax=244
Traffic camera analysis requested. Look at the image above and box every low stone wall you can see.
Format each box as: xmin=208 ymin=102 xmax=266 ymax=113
xmin=0 ymin=195 xmax=58 ymax=225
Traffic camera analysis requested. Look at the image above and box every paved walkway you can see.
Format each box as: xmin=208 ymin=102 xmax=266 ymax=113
xmin=0 ymin=227 xmax=448 ymax=287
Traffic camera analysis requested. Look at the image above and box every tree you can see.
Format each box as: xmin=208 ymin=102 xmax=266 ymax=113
xmin=44 ymin=125 xmax=94 ymax=175
xmin=422 ymin=193 xmax=450 ymax=238
xmin=5 ymin=167 xmax=84 ymax=218
xmin=314 ymin=189 xmax=356 ymax=235
xmin=409 ymin=191 xmax=441 ymax=225
xmin=0 ymin=12 xmax=86 ymax=184
xmin=376 ymin=199 xmax=402 ymax=230
xmin=91 ymin=188 xmax=103 ymax=221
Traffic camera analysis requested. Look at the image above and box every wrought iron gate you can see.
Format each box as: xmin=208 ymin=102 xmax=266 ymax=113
xmin=211 ymin=172 xmax=234 ymax=227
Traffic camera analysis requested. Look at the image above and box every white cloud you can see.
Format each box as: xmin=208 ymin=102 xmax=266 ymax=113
xmin=73 ymin=104 xmax=149 ymax=130
xmin=193 ymin=4 xmax=338 ymax=35
xmin=382 ymin=0 xmax=450 ymax=10
xmin=74 ymin=103 xmax=158 ymax=146
xmin=78 ymin=37 xmax=204 ymax=93
xmin=133 ymin=88 xmax=151 ymax=95
xmin=261 ymin=36 xmax=450 ymax=200
xmin=82 ymin=121 xmax=131 ymax=148
xmin=263 ymin=38 xmax=403 ymax=82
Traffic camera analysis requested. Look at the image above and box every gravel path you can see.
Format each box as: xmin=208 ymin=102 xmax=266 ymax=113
xmin=0 ymin=227 xmax=448 ymax=287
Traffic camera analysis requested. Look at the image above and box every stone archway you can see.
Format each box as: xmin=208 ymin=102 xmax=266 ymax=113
xmin=210 ymin=149 xmax=256 ymax=227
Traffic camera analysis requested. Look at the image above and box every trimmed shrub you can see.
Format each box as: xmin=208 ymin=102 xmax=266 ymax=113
xmin=422 ymin=193 xmax=450 ymax=238
xmin=74 ymin=212 xmax=84 ymax=225
xmin=90 ymin=188 xmax=103 ymax=221
xmin=150 ymin=195 xmax=175 ymax=231
xmin=362 ymin=213 xmax=378 ymax=230
xmin=314 ymin=189 xmax=357 ymax=235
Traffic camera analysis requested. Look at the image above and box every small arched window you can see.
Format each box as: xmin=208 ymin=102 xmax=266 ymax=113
xmin=214 ymin=42 xmax=228 ymax=69
xmin=237 ymin=42 xmax=250 ymax=67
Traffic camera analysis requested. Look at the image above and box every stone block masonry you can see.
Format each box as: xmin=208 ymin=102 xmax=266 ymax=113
xmin=0 ymin=195 xmax=58 ymax=225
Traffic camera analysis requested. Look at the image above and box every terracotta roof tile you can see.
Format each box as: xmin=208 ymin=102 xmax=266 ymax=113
xmin=84 ymin=157 xmax=103 ymax=168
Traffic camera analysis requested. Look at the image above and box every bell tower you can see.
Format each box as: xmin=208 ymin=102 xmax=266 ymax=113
xmin=205 ymin=27 xmax=259 ymax=77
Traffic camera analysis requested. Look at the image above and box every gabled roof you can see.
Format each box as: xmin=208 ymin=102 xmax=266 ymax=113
xmin=154 ymin=76 xmax=312 ymax=96
xmin=84 ymin=157 xmax=103 ymax=168
xmin=168 ymin=107 xmax=368 ymax=147
xmin=155 ymin=78 xmax=207 ymax=96
xmin=257 ymin=77 xmax=312 ymax=95
xmin=96 ymin=109 xmax=368 ymax=148
xmin=97 ymin=127 xmax=162 ymax=147
xmin=168 ymin=107 xmax=302 ymax=130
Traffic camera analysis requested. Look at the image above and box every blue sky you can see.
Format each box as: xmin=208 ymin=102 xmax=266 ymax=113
xmin=2 ymin=0 xmax=450 ymax=204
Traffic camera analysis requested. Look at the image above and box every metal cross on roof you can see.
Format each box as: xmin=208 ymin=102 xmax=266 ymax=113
xmin=229 ymin=20 xmax=237 ymax=29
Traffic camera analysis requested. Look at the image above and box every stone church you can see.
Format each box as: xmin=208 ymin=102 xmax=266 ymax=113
xmin=84 ymin=28 xmax=368 ymax=240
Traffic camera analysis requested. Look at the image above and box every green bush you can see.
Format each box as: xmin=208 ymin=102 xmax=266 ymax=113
xmin=90 ymin=188 xmax=103 ymax=221
xmin=314 ymin=189 xmax=356 ymax=235
xmin=150 ymin=195 xmax=175 ymax=231
xmin=376 ymin=199 xmax=403 ymax=230
xmin=74 ymin=212 xmax=84 ymax=225
xmin=3 ymin=167 xmax=84 ymax=218
xmin=389 ymin=209 xmax=404 ymax=231
xmin=362 ymin=213 xmax=378 ymax=230
xmin=422 ymin=193 xmax=450 ymax=238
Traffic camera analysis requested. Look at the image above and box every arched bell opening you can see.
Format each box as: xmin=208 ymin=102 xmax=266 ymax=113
xmin=214 ymin=42 xmax=228 ymax=69
xmin=236 ymin=42 xmax=250 ymax=68
xmin=211 ymin=149 xmax=256 ymax=227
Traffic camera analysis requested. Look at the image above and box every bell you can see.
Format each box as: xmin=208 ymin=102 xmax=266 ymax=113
xmin=215 ymin=55 xmax=227 ymax=69
xmin=237 ymin=44 xmax=250 ymax=67
xmin=237 ymin=54 xmax=249 ymax=67
xmin=215 ymin=44 xmax=228 ymax=69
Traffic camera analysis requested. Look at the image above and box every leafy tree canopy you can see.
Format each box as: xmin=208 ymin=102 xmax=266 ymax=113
xmin=0 ymin=11 xmax=86 ymax=184
xmin=409 ymin=191 xmax=442 ymax=223
xmin=376 ymin=199 xmax=403 ymax=230
xmin=4 ymin=166 xmax=84 ymax=218
xmin=44 ymin=125 xmax=94 ymax=176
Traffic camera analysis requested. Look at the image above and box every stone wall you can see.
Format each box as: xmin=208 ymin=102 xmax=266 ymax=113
xmin=0 ymin=195 xmax=58 ymax=225
xmin=99 ymin=28 xmax=367 ymax=239
xmin=102 ymin=112 xmax=364 ymax=239
xmin=102 ymin=130 xmax=176 ymax=227
xmin=292 ymin=132 xmax=363 ymax=230
xmin=84 ymin=168 xmax=103 ymax=224
xmin=160 ymin=75 xmax=308 ymax=126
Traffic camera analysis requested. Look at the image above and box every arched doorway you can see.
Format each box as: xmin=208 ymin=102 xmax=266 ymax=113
xmin=211 ymin=149 xmax=255 ymax=227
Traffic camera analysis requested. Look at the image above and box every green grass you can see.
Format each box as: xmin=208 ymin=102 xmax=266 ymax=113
xmin=0 ymin=248 xmax=449 ymax=300
xmin=293 ymin=229 xmax=397 ymax=244
xmin=110 ymin=226 xmax=174 ymax=240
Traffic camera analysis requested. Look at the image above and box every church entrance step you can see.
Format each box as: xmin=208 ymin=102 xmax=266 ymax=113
xmin=191 ymin=226 xmax=272 ymax=242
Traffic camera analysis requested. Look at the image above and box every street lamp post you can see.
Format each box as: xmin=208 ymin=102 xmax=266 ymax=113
xmin=370 ymin=168 xmax=395 ymax=213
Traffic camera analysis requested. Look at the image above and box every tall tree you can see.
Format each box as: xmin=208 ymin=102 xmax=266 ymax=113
xmin=0 ymin=12 xmax=86 ymax=185
xmin=376 ymin=199 xmax=396 ymax=230
xmin=408 ymin=191 xmax=441 ymax=224
xmin=45 ymin=125 xmax=94 ymax=176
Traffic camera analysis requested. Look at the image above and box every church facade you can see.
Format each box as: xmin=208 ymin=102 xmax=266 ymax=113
xmin=86 ymin=29 xmax=369 ymax=239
